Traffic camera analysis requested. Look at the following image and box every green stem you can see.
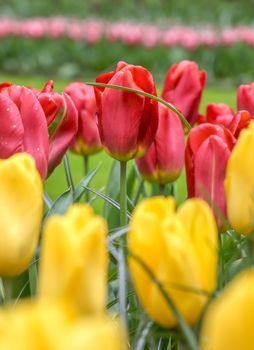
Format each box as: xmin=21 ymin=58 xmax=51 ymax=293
xmin=120 ymin=161 xmax=127 ymax=226
xmin=159 ymin=183 xmax=165 ymax=196
xmin=2 ymin=277 xmax=12 ymax=302
xmin=85 ymin=82 xmax=191 ymax=131
xmin=0 ymin=278 xmax=5 ymax=303
xmin=83 ymin=156 xmax=90 ymax=202
xmin=63 ymin=154 xmax=74 ymax=191
xmin=118 ymin=160 xmax=128 ymax=329
xmin=29 ymin=255 xmax=38 ymax=296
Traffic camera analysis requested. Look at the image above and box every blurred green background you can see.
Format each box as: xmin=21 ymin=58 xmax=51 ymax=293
xmin=0 ymin=0 xmax=254 ymax=84
xmin=1 ymin=0 xmax=254 ymax=25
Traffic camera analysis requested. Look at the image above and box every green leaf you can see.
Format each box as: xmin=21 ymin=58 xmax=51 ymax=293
xmin=44 ymin=187 xmax=73 ymax=220
xmin=73 ymin=163 xmax=101 ymax=202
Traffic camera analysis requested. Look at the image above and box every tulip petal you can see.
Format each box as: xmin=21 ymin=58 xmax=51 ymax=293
xmin=48 ymin=93 xmax=78 ymax=174
xmin=19 ymin=87 xmax=49 ymax=179
xmin=194 ymin=135 xmax=230 ymax=227
xmin=225 ymin=122 xmax=254 ymax=235
xmin=0 ymin=93 xmax=24 ymax=158
xmin=177 ymin=198 xmax=218 ymax=292
xmin=0 ymin=153 xmax=43 ymax=276
xmin=98 ymin=70 xmax=145 ymax=160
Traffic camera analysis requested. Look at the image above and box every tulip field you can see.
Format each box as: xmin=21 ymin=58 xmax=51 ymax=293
xmin=1 ymin=57 xmax=254 ymax=350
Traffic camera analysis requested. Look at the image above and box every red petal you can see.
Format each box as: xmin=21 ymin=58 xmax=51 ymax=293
xmin=48 ymin=93 xmax=78 ymax=174
xmin=0 ymin=93 xmax=24 ymax=157
xmin=19 ymin=87 xmax=49 ymax=179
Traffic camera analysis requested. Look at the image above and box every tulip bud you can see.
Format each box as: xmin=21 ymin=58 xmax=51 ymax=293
xmin=64 ymin=82 xmax=102 ymax=156
xmin=94 ymin=61 xmax=158 ymax=161
xmin=200 ymin=269 xmax=254 ymax=350
xmin=225 ymin=121 xmax=254 ymax=235
xmin=128 ymin=196 xmax=218 ymax=328
xmin=136 ymin=103 xmax=185 ymax=184
xmin=162 ymin=60 xmax=206 ymax=125
xmin=0 ymin=85 xmax=49 ymax=179
xmin=186 ymin=123 xmax=236 ymax=228
xmin=0 ymin=300 xmax=127 ymax=350
xmin=37 ymin=81 xmax=78 ymax=175
xmin=237 ymin=82 xmax=254 ymax=115
xmin=38 ymin=204 xmax=108 ymax=315
xmin=0 ymin=153 xmax=43 ymax=276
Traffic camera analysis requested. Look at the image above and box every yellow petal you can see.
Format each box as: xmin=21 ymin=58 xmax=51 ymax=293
xmin=128 ymin=196 xmax=218 ymax=328
xmin=0 ymin=153 xmax=43 ymax=276
xmin=177 ymin=198 xmax=218 ymax=292
xmin=225 ymin=122 xmax=254 ymax=235
xmin=200 ymin=269 xmax=254 ymax=350
xmin=38 ymin=204 xmax=108 ymax=315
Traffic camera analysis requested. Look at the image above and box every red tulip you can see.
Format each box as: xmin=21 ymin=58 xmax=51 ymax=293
xmin=162 ymin=60 xmax=206 ymax=125
xmin=37 ymin=81 xmax=78 ymax=175
xmin=0 ymin=84 xmax=49 ymax=179
xmin=94 ymin=61 xmax=158 ymax=161
xmin=64 ymin=82 xmax=102 ymax=156
xmin=237 ymin=82 xmax=254 ymax=115
xmin=136 ymin=103 xmax=185 ymax=184
xmin=185 ymin=123 xmax=236 ymax=228
xmin=199 ymin=103 xmax=252 ymax=138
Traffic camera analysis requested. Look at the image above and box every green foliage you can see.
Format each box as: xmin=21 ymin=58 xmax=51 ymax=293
xmin=1 ymin=36 xmax=254 ymax=85
xmin=1 ymin=0 xmax=254 ymax=25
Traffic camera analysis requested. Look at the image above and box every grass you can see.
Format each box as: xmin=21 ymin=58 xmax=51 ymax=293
xmin=0 ymin=72 xmax=236 ymax=214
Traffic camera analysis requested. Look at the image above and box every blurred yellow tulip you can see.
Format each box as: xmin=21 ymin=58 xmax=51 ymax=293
xmin=128 ymin=196 xmax=218 ymax=328
xmin=38 ymin=204 xmax=108 ymax=315
xmin=225 ymin=121 xmax=254 ymax=235
xmin=0 ymin=153 xmax=43 ymax=276
xmin=0 ymin=300 xmax=126 ymax=350
xmin=200 ymin=269 xmax=254 ymax=350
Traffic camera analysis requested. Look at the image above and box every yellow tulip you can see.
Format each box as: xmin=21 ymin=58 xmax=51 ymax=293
xmin=0 ymin=300 xmax=126 ymax=350
xmin=200 ymin=269 xmax=254 ymax=350
xmin=0 ymin=153 xmax=43 ymax=276
xmin=59 ymin=316 xmax=127 ymax=350
xmin=128 ymin=196 xmax=218 ymax=328
xmin=225 ymin=121 xmax=254 ymax=235
xmin=38 ymin=204 xmax=108 ymax=315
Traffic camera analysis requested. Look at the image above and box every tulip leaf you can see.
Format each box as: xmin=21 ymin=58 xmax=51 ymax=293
xmin=44 ymin=187 xmax=73 ymax=220
xmin=104 ymin=160 xmax=121 ymax=228
xmin=86 ymin=186 xmax=132 ymax=219
xmin=73 ymin=163 xmax=101 ymax=202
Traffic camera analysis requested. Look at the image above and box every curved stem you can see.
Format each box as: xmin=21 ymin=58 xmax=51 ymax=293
xmin=83 ymin=156 xmax=90 ymax=202
xmin=118 ymin=161 xmax=128 ymax=329
xmin=85 ymin=82 xmax=191 ymax=131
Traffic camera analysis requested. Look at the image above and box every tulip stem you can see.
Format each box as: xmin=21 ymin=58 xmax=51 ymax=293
xmin=83 ymin=156 xmax=90 ymax=202
xmin=159 ymin=183 xmax=165 ymax=196
xmin=63 ymin=154 xmax=75 ymax=191
xmin=118 ymin=160 xmax=128 ymax=329
xmin=29 ymin=255 xmax=38 ymax=296
xmin=120 ymin=161 xmax=127 ymax=226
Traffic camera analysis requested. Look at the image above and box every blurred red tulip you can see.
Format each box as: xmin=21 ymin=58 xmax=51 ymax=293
xmin=237 ymin=82 xmax=254 ymax=115
xmin=37 ymin=81 xmax=78 ymax=175
xmin=64 ymin=82 xmax=102 ymax=156
xmin=136 ymin=103 xmax=185 ymax=184
xmin=94 ymin=61 xmax=158 ymax=161
xmin=199 ymin=103 xmax=252 ymax=138
xmin=0 ymin=84 xmax=49 ymax=179
xmin=162 ymin=60 xmax=206 ymax=125
xmin=185 ymin=123 xmax=236 ymax=228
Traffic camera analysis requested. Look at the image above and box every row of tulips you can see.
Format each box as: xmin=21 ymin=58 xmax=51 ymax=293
xmin=1 ymin=17 xmax=254 ymax=49
xmin=1 ymin=59 xmax=254 ymax=349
